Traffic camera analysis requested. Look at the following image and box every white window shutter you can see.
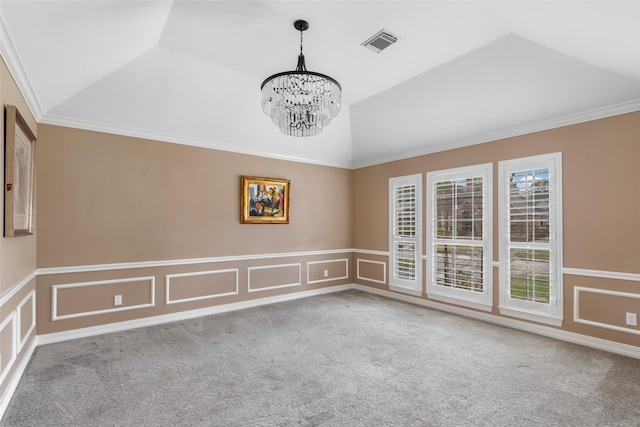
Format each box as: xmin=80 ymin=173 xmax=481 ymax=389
xmin=389 ymin=174 xmax=422 ymax=294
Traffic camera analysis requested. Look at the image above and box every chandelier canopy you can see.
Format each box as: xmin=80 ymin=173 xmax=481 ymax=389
xmin=261 ymin=20 xmax=341 ymax=137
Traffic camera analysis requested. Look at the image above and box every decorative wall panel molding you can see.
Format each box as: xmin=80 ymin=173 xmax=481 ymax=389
xmin=165 ymin=269 xmax=239 ymax=305
xmin=0 ymin=312 xmax=17 ymax=387
xmin=247 ymin=263 xmax=302 ymax=293
xmin=574 ymin=287 xmax=640 ymax=335
xmin=51 ymin=277 xmax=155 ymax=321
xmin=307 ymin=259 xmax=349 ymax=284
xmin=16 ymin=290 xmax=35 ymax=352
xmin=356 ymin=259 xmax=387 ymax=285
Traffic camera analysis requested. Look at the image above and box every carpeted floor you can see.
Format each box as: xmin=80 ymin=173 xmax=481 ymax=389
xmin=2 ymin=290 xmax=639 ymax=426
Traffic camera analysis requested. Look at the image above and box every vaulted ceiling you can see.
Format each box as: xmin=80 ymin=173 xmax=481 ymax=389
xmin=1 ymin=1 xmax=639 ymax=168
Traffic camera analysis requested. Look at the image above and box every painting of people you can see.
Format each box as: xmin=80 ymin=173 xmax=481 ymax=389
xmin=241 ymin=176 xmax=290 ymax=224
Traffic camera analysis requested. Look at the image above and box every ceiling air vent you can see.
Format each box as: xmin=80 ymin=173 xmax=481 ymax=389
xmin=361 ymin=29 xmax=399 ymax=53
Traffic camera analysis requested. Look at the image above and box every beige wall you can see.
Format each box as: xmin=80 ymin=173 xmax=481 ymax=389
xmin=37 ymin=125 xmax=353 ymax=267
xmin=354 ymin=112 xmax=640 ymax=347
xmin=0 ymin=59 xmax=37 ymax=293
xmin=0 ymin=58 xmax=37 ymax=404
xmin=35 ymin=125 xmax=354 ymax=333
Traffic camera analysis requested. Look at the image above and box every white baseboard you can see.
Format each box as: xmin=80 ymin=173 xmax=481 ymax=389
xmin=38 ymin=284 xmax=352 ymax=345
xmin=0 ymin=336 xmax=37 ymax=420
xmin=353 ymin=284 xmax=640 ymax=360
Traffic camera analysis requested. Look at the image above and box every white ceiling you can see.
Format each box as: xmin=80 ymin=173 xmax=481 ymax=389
xmin=1 ymin=1 xmax=639 ymax=168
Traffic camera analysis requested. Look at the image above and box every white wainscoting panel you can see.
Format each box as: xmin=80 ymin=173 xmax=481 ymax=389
xmin=247 ymin=263 xmax=302 ymax=293
xmin=51 ymin=277 xmax=156 ymax=321
xmin=165 ymin=269 xmax=239 ymax=305
xmin=356 ymin=259 xmax=387 ymax=285
xmin=16 ymin=290 xmax=36 ymax=352
xmin=0 ymin=312 xmax=17 ymax=387
xmin=574 ymin=287 xmax=640 ymax=336
xmin=307 ymin=259 xmax=349 ymax=285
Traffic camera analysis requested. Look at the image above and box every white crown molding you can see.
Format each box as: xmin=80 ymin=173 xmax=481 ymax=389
xmin=38 ymin=99 xmax=640 ymax=171
xmin=0 ymin=15 xmax=43 ymax=121
xmin=38 ymin=114 xmax=353 ymax=169
xmin=352 ymin=100 xmax=640 ymax=169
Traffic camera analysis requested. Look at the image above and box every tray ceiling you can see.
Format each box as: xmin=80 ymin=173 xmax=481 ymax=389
xmin=1 ymin=1 xmax=639 ymax=168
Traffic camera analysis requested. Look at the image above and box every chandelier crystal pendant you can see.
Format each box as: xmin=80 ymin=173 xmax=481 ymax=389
xmin=261 ymin=20 xmax=341 ymax=137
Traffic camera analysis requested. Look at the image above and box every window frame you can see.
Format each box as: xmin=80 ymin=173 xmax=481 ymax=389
xmin=498 ymin=152 xmax=563 ymax=326
xmin=389 ymin=174 xmax=422 ymax=296
xmin=426 ymin=163 xmax=493 ymax=311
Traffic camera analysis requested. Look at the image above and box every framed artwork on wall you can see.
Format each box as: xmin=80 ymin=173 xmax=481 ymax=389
xmin=4 ymin=105 xmax=37 ymax=237
xmin=240 ymin=176 xmax=290 ymax=224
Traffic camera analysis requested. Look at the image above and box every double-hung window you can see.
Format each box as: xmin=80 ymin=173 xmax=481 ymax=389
xmin=498 ymin=153 xmax=563 ymax=326
xmin=426 ymin=164 xmax=492 ymax=311
xmin=389 ymin=174 xmax=422 ymax=296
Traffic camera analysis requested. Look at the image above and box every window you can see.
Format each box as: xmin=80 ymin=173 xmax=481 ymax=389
xmin=426 ymin=164 xmax=492 ymax=310
xmin=389 ymin=174 xmax=422 ymax=296
xmin=499 ymin=153 xmax=563 ymax=326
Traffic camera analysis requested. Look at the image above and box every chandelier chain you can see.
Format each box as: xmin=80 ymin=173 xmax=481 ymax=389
xmin=300 ymin=29 xmax=304 ymax=56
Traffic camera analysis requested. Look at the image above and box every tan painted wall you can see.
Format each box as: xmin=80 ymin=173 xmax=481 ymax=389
xmin=0 ymin=58 xmax=37 ymax=404
xmin=37 ymin=125 xmax=353 ymax=267
xmin=35 ymin=125 xmax=354 ymax=333
xmin=354 ymin=112 xmax=640 ymax=347
xmin=0 ymin=59 xmax=37 ymax=293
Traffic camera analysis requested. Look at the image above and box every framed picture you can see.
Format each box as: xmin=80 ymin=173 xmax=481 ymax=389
xmin=240 ymin=176 xmax=290 ymax=224
xmin=4 ymin=105 xmax=37 ymax=237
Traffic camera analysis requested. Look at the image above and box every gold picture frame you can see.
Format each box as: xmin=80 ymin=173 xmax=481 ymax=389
xmin=240 ymin=176 xmax=290 ymax=224
xmin=4 ymin=105 xmax=36 ymax=237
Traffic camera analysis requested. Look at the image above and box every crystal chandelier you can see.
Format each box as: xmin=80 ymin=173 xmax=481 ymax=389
xmin=261 ymin=20 xmax=341 ymax=137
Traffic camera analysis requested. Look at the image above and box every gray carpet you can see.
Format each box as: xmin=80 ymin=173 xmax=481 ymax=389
xmin=2 ymin=290 xmax=639 ymax=426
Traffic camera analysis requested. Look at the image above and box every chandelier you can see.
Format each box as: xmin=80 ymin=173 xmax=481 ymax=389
xmin=261 ymin=20 xmax=341 ymax=137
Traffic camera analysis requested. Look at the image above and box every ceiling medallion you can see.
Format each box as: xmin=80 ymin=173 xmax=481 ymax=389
xmin=261 ymin=20 xmax=341 ymax=137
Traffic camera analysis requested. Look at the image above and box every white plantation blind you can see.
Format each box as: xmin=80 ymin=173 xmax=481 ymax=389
xmin=426 ymin=164 xmax=492 ymax=308
xmin=394 ymin=183 xmax=416 ymax=281
xmin=508 ymin=168 xmax=551 ymax=304
xmin=389 ymin=175 xmax=422 ymax=293
xmin=499 ymin=153 xmax=563 ymax=322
